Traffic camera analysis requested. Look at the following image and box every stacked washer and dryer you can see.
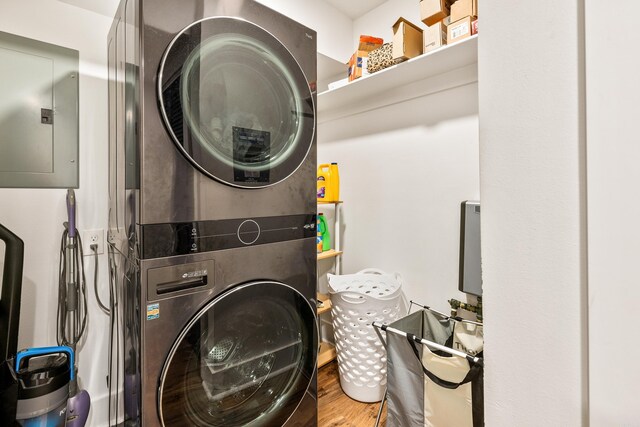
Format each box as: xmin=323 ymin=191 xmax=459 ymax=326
xmin=107 ymin=1 xmax=318 ymax=425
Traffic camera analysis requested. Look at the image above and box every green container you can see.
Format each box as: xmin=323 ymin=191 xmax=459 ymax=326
xmin=317 ymin=214 xmax=331 ymax=252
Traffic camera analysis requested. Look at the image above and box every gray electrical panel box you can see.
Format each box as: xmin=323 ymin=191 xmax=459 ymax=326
xmin=459 ymin=201 xmax=482 ymax=296
xmin=0 ymin=31 xmax=79 ymax=188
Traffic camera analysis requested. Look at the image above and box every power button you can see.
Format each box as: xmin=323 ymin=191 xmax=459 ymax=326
xmin=237 ymin=220 xmax=260 ymax=245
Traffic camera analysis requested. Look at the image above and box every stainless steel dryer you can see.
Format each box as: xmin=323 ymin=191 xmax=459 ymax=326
xmin=109 ymin=0 xmax=316 ymax=227
xmin=107 ymin=0 xmax=318 ymax=425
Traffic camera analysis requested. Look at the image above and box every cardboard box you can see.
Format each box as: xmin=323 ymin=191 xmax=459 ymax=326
xmin=450 ymin=0 xmax=478 ymax=23
xmin=420 ymin=0 xmax=454 ymax=26
xmin=447 ymin=16 xmax=475 ymax=44
xmin=392 ymin=18 xmax=424 ymax=61
xmin=346 ymin=35 xmax=383 ymax=82
xmin=358 ymin=35 xmax=384 ymax=52
xmin=424 ymin=21 xmax=447 ymax=53
xmin=347 ymin=50 xmax=369 ymax=82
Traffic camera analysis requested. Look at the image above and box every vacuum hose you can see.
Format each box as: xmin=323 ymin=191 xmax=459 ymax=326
xmin=57 ymin=189 xmax=91 ymax=427
xmin=57 ymin=189 xmax=87 ymax=348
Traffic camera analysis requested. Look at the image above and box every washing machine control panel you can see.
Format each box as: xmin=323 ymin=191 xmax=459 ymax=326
xmin=140 ymin=214 xmax=316 ymax=259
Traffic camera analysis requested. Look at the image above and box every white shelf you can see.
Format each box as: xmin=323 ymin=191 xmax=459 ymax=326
xmin=317 ymin=249 xmax=343 ymax=261
xmin=317 ymin=293 xmax=332 ymax=315
xmin=317 ymin=35 xmax=478 ymax=122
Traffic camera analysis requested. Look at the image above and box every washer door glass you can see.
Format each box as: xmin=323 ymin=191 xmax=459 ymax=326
xmin=158 ymin=281 xmax=317 ymax=426
xmin=158 ymin=17 xmax=315 ymax=188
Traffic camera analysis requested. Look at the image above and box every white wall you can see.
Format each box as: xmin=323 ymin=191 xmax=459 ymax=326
xmin=0 ymin=1 xmax=113 ymax=425
xmin=585 ymin=1 xmax=640 ymax=425
xmin=318 ymin=79 xmax=479 ymax=317
xmin=351 ymin=0 xmax=426 ymax=52
xmin=256 ymin=0 xmax=353 ymax=61
xmin=478 ymin=1 xmax=588 ymax=425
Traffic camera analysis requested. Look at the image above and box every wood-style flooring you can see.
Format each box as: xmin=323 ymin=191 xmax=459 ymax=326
xmin=318 ymin=361 xmax=387 ymax=427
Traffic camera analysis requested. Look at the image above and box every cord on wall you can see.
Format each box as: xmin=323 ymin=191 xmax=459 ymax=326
xmin=92 ymin=244 xmax=110 ymax=315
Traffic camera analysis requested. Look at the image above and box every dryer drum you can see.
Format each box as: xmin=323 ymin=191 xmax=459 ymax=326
xmin=157 ymin=17 xmax=315 ymax=188
xmin=179 ymin=34 xmax=301 ymax=171
xmin=158 ymin=282 xmax=316 ymax=426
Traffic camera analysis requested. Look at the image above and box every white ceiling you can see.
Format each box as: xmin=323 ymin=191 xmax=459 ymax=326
xmin=324 ymin=0 xmax=387 ymax=19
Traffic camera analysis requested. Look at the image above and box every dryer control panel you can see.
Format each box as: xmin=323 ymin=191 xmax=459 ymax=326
xmin=140 ymin=214 xmax=316 ymax=259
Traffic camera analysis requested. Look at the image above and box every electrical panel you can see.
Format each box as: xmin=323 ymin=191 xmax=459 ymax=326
xmin=0 ymin=31 xmax=78 ymax=188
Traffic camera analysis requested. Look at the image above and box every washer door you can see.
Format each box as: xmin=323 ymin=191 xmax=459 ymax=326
xmin=158 ymin=17 xmax=315 ymax=188
xmin=158 ymin=281 xmax=317 ymax=426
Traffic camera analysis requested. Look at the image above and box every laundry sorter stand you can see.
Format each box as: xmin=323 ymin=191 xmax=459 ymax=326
xmin=372 ymin=301 xmax=484 ymax=427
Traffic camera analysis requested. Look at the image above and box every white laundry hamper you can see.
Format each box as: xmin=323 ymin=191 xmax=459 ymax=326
xmin=328 ymin=268 xmax=403 ymax=402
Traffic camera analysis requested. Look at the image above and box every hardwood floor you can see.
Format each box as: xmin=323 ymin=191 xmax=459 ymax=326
xmin=318 ymin=361 xmax=387 ymax=427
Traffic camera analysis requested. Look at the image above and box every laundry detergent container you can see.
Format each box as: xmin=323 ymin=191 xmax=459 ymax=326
xmin=328 ymin=269 xmax=403 ymax=402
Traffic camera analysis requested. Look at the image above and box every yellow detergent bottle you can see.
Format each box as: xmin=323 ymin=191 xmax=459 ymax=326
xmin=329 ymin=163 xmax=340 ymax=202
xmin=317 ymin=164 xmax=334 ymax=202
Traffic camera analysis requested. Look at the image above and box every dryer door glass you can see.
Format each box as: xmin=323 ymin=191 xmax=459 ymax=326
xmin=158 ymin=281 xmax=317 ymax=426
xmin=158 ymin=17 xmax=315 ymax=188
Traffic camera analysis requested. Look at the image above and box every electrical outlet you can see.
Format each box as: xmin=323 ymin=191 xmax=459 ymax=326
xmin=81 ymin=229 xmax=104 ymax=255
xmin=107 ymin=228 xmax=126 ymax=245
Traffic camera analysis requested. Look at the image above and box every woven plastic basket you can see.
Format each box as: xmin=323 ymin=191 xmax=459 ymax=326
xmin=328 ymin=268 xmax=403 ymax=402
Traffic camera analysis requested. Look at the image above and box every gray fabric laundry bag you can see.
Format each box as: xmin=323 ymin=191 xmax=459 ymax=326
xmin=385 ymin=310 xmax=484 ymax=427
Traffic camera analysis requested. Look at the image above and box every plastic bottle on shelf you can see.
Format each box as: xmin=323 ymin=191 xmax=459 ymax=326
xmin=317 ymin=214 xmax=324 ymax=253
xmin=329 ymin=163 xmax=340 ymax=202
xmin=317 ymin=213 xmax=331 ymax=252
xmin=317 ymin=164 xmax=335 ymax=202
xmin=316 ymin=229 xmax=323 ymax=254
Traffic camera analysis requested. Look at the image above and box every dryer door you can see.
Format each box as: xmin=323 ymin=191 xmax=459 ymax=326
xmin=158 ymin=17 xmax=315 ymax=188
xmin=158 ymin=281 xmax=317 ymax=426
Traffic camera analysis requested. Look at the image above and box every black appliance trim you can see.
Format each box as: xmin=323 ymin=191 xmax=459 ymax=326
xmin=140 ymin=214 xmax=316 ymax=259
